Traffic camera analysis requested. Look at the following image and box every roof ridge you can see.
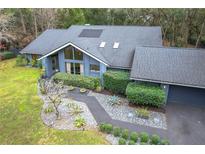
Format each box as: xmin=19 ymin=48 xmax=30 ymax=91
xmin=71 ymin=25 xmax=161 ymax=28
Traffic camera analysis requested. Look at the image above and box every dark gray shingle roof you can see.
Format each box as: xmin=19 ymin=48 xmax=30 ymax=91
xmin=21 ymin=25 xmax=162 ymax=68
xmin=20 ymin=29 xmax=67 ymax=55
xmin=130 ymin=46 xmax=205 ymax=88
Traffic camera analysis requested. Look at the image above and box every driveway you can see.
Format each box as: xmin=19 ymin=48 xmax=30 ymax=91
xmin=166 ymin=103 xmax=205 ymax=145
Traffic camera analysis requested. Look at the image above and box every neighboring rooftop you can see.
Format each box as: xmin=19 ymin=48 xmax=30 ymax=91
xmin=130 ymin=46 xmax=205 ymax=89
xmin=21 ymin=25 xmax=163 ymax=68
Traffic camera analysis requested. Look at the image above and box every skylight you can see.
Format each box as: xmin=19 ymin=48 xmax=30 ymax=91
xmin=113 ymin=42 xmax=119 ymax=49
xmin=99 ymin=42 xmax=106 ymax=48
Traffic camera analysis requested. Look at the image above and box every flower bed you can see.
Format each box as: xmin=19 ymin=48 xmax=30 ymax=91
xmin=88 ymin=91 xmax=167 ymax=129
xmin=38 ymin=80 xmax=97 ymax=130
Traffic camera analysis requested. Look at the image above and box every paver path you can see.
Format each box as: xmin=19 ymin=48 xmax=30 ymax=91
xmin=65 ymin=92 xmax=168 ymax=140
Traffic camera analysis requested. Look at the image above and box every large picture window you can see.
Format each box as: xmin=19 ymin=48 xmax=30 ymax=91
xmin=64 ymin=46 xmax=83 ymax=60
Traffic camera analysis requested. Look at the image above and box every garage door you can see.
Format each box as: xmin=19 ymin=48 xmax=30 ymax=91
xmin=168 ymin=85 xmax=205 ymax=107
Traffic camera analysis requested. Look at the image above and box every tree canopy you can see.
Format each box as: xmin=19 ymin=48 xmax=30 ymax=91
xmin=0 ymin=8 xmax=205 ymax=49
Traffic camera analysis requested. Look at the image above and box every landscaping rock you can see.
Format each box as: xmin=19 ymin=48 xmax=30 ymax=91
xmin=88 ymin=91 xmax=167 ymax=130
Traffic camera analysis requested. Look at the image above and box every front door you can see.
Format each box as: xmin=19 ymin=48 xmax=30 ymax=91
xmin=66 ymin=62 xmax=84 ymax=75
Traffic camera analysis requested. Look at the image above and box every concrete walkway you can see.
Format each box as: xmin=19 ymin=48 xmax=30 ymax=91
xmin=65 ymin=92 xmax=168 ymax=140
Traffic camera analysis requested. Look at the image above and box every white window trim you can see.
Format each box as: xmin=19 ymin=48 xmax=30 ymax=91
xmin=38 ymin=42 xmax=109 ymax=66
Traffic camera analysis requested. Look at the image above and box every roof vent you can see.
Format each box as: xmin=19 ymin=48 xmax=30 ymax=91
xmin=113 ymin=42 xmax=119 ymax=49
xmin=99 ymin=42 xmax=106 ymax=48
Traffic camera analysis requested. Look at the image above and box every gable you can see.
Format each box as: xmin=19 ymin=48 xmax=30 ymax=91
xmin=38 ymin=42 xmax=109 ymax=66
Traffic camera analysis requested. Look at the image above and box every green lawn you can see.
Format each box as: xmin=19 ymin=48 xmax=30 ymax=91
xmin=0 ymin=59 xmax=107 ymax=144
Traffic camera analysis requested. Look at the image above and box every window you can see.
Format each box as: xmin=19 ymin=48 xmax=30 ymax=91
xmin=64 ymin=46 xmax=73 ymax=59
xmin=70 ymin=63 xmax=75 ymax=74
xmin=74 ymin=49 xmax=83 ymax=60
xmin=64 ymin=46 xmax=83 ymax=60
xmin=66 ymin=62 xmax=84 ymax=75
xmin=113 ymin=42 xmax=119 ymax=48
xmin=90 ymin=64 xmax=100 ymax=72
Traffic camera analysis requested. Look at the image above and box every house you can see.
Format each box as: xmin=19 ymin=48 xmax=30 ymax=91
xmin=20 ymin=25 xmax=205 ymax=106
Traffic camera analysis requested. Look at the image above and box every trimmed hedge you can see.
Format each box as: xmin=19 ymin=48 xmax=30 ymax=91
xmin=126 ymin=82 xmax=165 ymax=107
xmin=53 ymin=72 xmax=100 ymax=90
xmin=103 ymin=70 xmax=130 ymax=94
xmin=0 ymin=51 xmax=16 ymax=60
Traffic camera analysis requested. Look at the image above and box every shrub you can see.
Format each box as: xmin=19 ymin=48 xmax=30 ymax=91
xmin=31 ymin=59 xmax=37 ymax=67
xmin=74 ymin=116 xmax=86 ymax=129
xmin=140 ymin=132 xmax=149 ymax=143
xmin=126 ymin=82 xmax=165 ymax=107
xmin=53 ymin=72 xmax=100 ymax=90
xmin=103 ymin=70 xmax=130 ymax=94
xmin=121 ymin=129 xmax=129 ymax=139
xmin=44 ymin=106 xmax=54 ymax=114
xmin=135 ymin=108 xmax=150 ymax=119
xmin=0 ymin=51 xmax=16 ymax=60
xmin=118 ymin=138 xmax=126 ymax=145
xmin=140 ymin=142 xmax=147 ymax=145
xmin=104 ymin=123 xmax=113 ymax=134
xmin=130 ymin=132 xmax=138 ymax=142
xmin=99 ymin=123 xmax=113 ymax=134
xmin=99 ymin=123 xmax=106 ymax=132
xmin=107 ymin=95 xmax=121 ymax=106
xmin=113 ymin=127 xmax=122 ymax=137
xmin=128 ymin=140 xmax=135 ymax=145
xmin=150 ymin=134 xmax=160 ymax=145
xmin=39 ymin=79 xmax=47 ymax=94
xmin=96 ymin=86 xmax=102 ymax=92
xmin=16 ymin=55 xmax=28 ymax=66
xmin=160 ymin=139 xmax=170 ymax=145
xmin=67 ymin=103 xmax=83 ymax=116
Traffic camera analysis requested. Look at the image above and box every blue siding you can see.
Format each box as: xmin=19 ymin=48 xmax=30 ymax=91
xmin=39 ymin=45 xmax=107 ymax=81
xmin=44 ymin=57 xmax=53 ymax=77
xmin=58 ymin=50 xmax=65 ymax=73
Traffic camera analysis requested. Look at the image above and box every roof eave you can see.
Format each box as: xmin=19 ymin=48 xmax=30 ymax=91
xmin=130 ymin=77 xmax=205 ymax=89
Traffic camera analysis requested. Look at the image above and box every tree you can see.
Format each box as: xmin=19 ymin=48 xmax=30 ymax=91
xmin=40 ymin=79 xmax=64 ymax=119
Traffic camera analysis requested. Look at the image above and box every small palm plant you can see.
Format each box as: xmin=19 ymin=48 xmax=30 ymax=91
xmin=107 ymin=95 xmax=121 ymax=106
xmin=74 ymin=116 xmax=86 ymax=130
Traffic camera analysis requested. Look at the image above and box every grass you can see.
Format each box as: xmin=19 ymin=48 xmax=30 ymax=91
xmin=0 ymin=59 xmax=107 ymax=144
